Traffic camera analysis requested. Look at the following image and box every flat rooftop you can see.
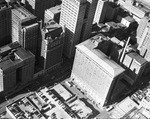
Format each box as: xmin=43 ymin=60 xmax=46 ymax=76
xmin=35 ymin=83 xmax=98 ymax=119
xmin=124 ymin=16 xmax=135 ymax=22
xmin=7 ymin=97 xmax=45 ymax=119
xmin=127 ymin=52 xmax=147 ymax=65
xmin=119 ymin=0 xmax=146 ymax=18
xmin=76 ymin=34 xmax=125 ymax=77
xmin=0 ymin=42 xmax=35 ymax=72
xmin=47 ymin=5 xmax=61 ymax=14
xmin=12 ymin=4 xmax=36 ymax=22
xmin=4 ymin=80 xmax=100 ymax=119
xmin=36 ymin=86 xmax=77 ymax=119
xmin=65 ymin=0 xmax=86 ymax=7
xmin=105 ymin=22 xmax=124 ymax=29
xmin=110 ymin=96 xmax=138 ymax=118
xmin=52 ymin=84 xmax=73 ymax=101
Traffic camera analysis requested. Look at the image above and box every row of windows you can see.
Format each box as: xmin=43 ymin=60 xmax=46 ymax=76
xmin=43 ymin=39 xmax=63 ymax=49
xmin=50 ymin=39 xmax=62 ymax=48
xmin=63 ymin=0 xmax=78 ymax=11
xmin=61 ymin=10 xmax=77 ymax=22
xmin=62 ymin=2 xmax=78 ymax=14
xmin=60 ymin=19 xmax=75 ymax=32
xmin=61 ymin=4 xmax=78 ymax=19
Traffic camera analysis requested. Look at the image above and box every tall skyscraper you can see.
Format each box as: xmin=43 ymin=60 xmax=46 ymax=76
xmin=25 ymin=0 xmax=55 ymax=22
xmin=0 ymin=42 xmax=35 ymax=93
xmin=137 ymin=16 xmax=150 ymax=61
xmin=59 ymin=0 xmax=98 ymax=58
xmin=11 ymin=4 xmax=39 ymax=56
xmin=93 ymin=0 xmax=108 ymax=24
xmin=137 ymin=16 xmax=150 ymax=44
xmin=80 ymin=0 xmax=98 ymax=42
xmin=44 ymin=5 xmax=61 ymax=24
xmin=40 ymin=19 xmax=64 ymax=71
xmin=93 ymin=1 xmax=119 ymax=24
xmin=71 ymin=38 xmax=125 ymax=106
xmin=0 ymin=1 xmax=12 ymax=47
xmin=105 ymin=2 xmax=119 ymax=21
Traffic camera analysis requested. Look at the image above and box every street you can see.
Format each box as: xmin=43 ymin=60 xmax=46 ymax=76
xmin=0 ymin=60 xmax=72 ymax=113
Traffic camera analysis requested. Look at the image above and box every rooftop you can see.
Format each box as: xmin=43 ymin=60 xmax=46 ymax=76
xmin=28 ymin=93 xmax=45 ymax=110
xmin=109 ymin=96 xmax=138 ymax=118
xmin=43 ymin=19 xmax=63 ymax=40
xmin=4 ymin=79 xmax=101 ymax=119
xmin=46 ymin=5 xmax=61 ymax=14
xmin=52 ymin=84 xmax=73 ymax=101
xmin=119 ymin=0 xmax=146 ymax=18
xmin=12 ymin=4 xmax=36 ymax=22
xmin=76 ymin=35 xmax=125 ymax=77
xmin=66 ymin=0 xmax=87 ymax=6
xmin=35 ymin=86 xmax=77 ymax=119
xmin=124 ymin=16 xmax=135 ymax=22
xmin=105 ymin=22 xmax=125 ymax=29
xmin=7 ymin=97 xmax=45 ymax=119
xmin=126 ymin=52 xmax=147 ymax=66
xmin=0 ymin=42 xmax=35 ymax=72
xmin=15 ymin=47 xmax=35 ymax=62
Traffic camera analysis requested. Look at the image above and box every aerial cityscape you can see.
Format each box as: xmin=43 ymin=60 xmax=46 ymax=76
xmin=1 ymin=0 xmax=150 ymax=118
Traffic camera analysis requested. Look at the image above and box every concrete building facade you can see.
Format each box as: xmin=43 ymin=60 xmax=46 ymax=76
xmin=105 ymin=2 xmax=119 ymax=21
xmin=93 ymin=0 xmax=108 ymax=23
xmin=11 ymin=4 xmax=39 ymax=56
xmin=122 ymin=52 xmax=147 ymax=85
xmin=44 ymin=5 xmax=61 ymax=24
xmin=71 ymin=38 xmax=125 ymax=106
xmin=118 ymin=0 xmax=146 ymax=23
xmin=25 ymin=0 xmax=55 ymax=22
xmin=137 ymin=16 xmax=150 ymax=62
xmin=93 ymin=1 xmax=119 ymax=24
xmin=59 ymin=0 xmax=98 ymax=58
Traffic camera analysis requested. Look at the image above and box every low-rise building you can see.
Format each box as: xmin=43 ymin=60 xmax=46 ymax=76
xmin=6 ymin=97 xmax=45 ymax=119
xmin=4 ymin=82 xmax=101 ymax=119
xmin=109 ymin=96 xmax=138 ymax=118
